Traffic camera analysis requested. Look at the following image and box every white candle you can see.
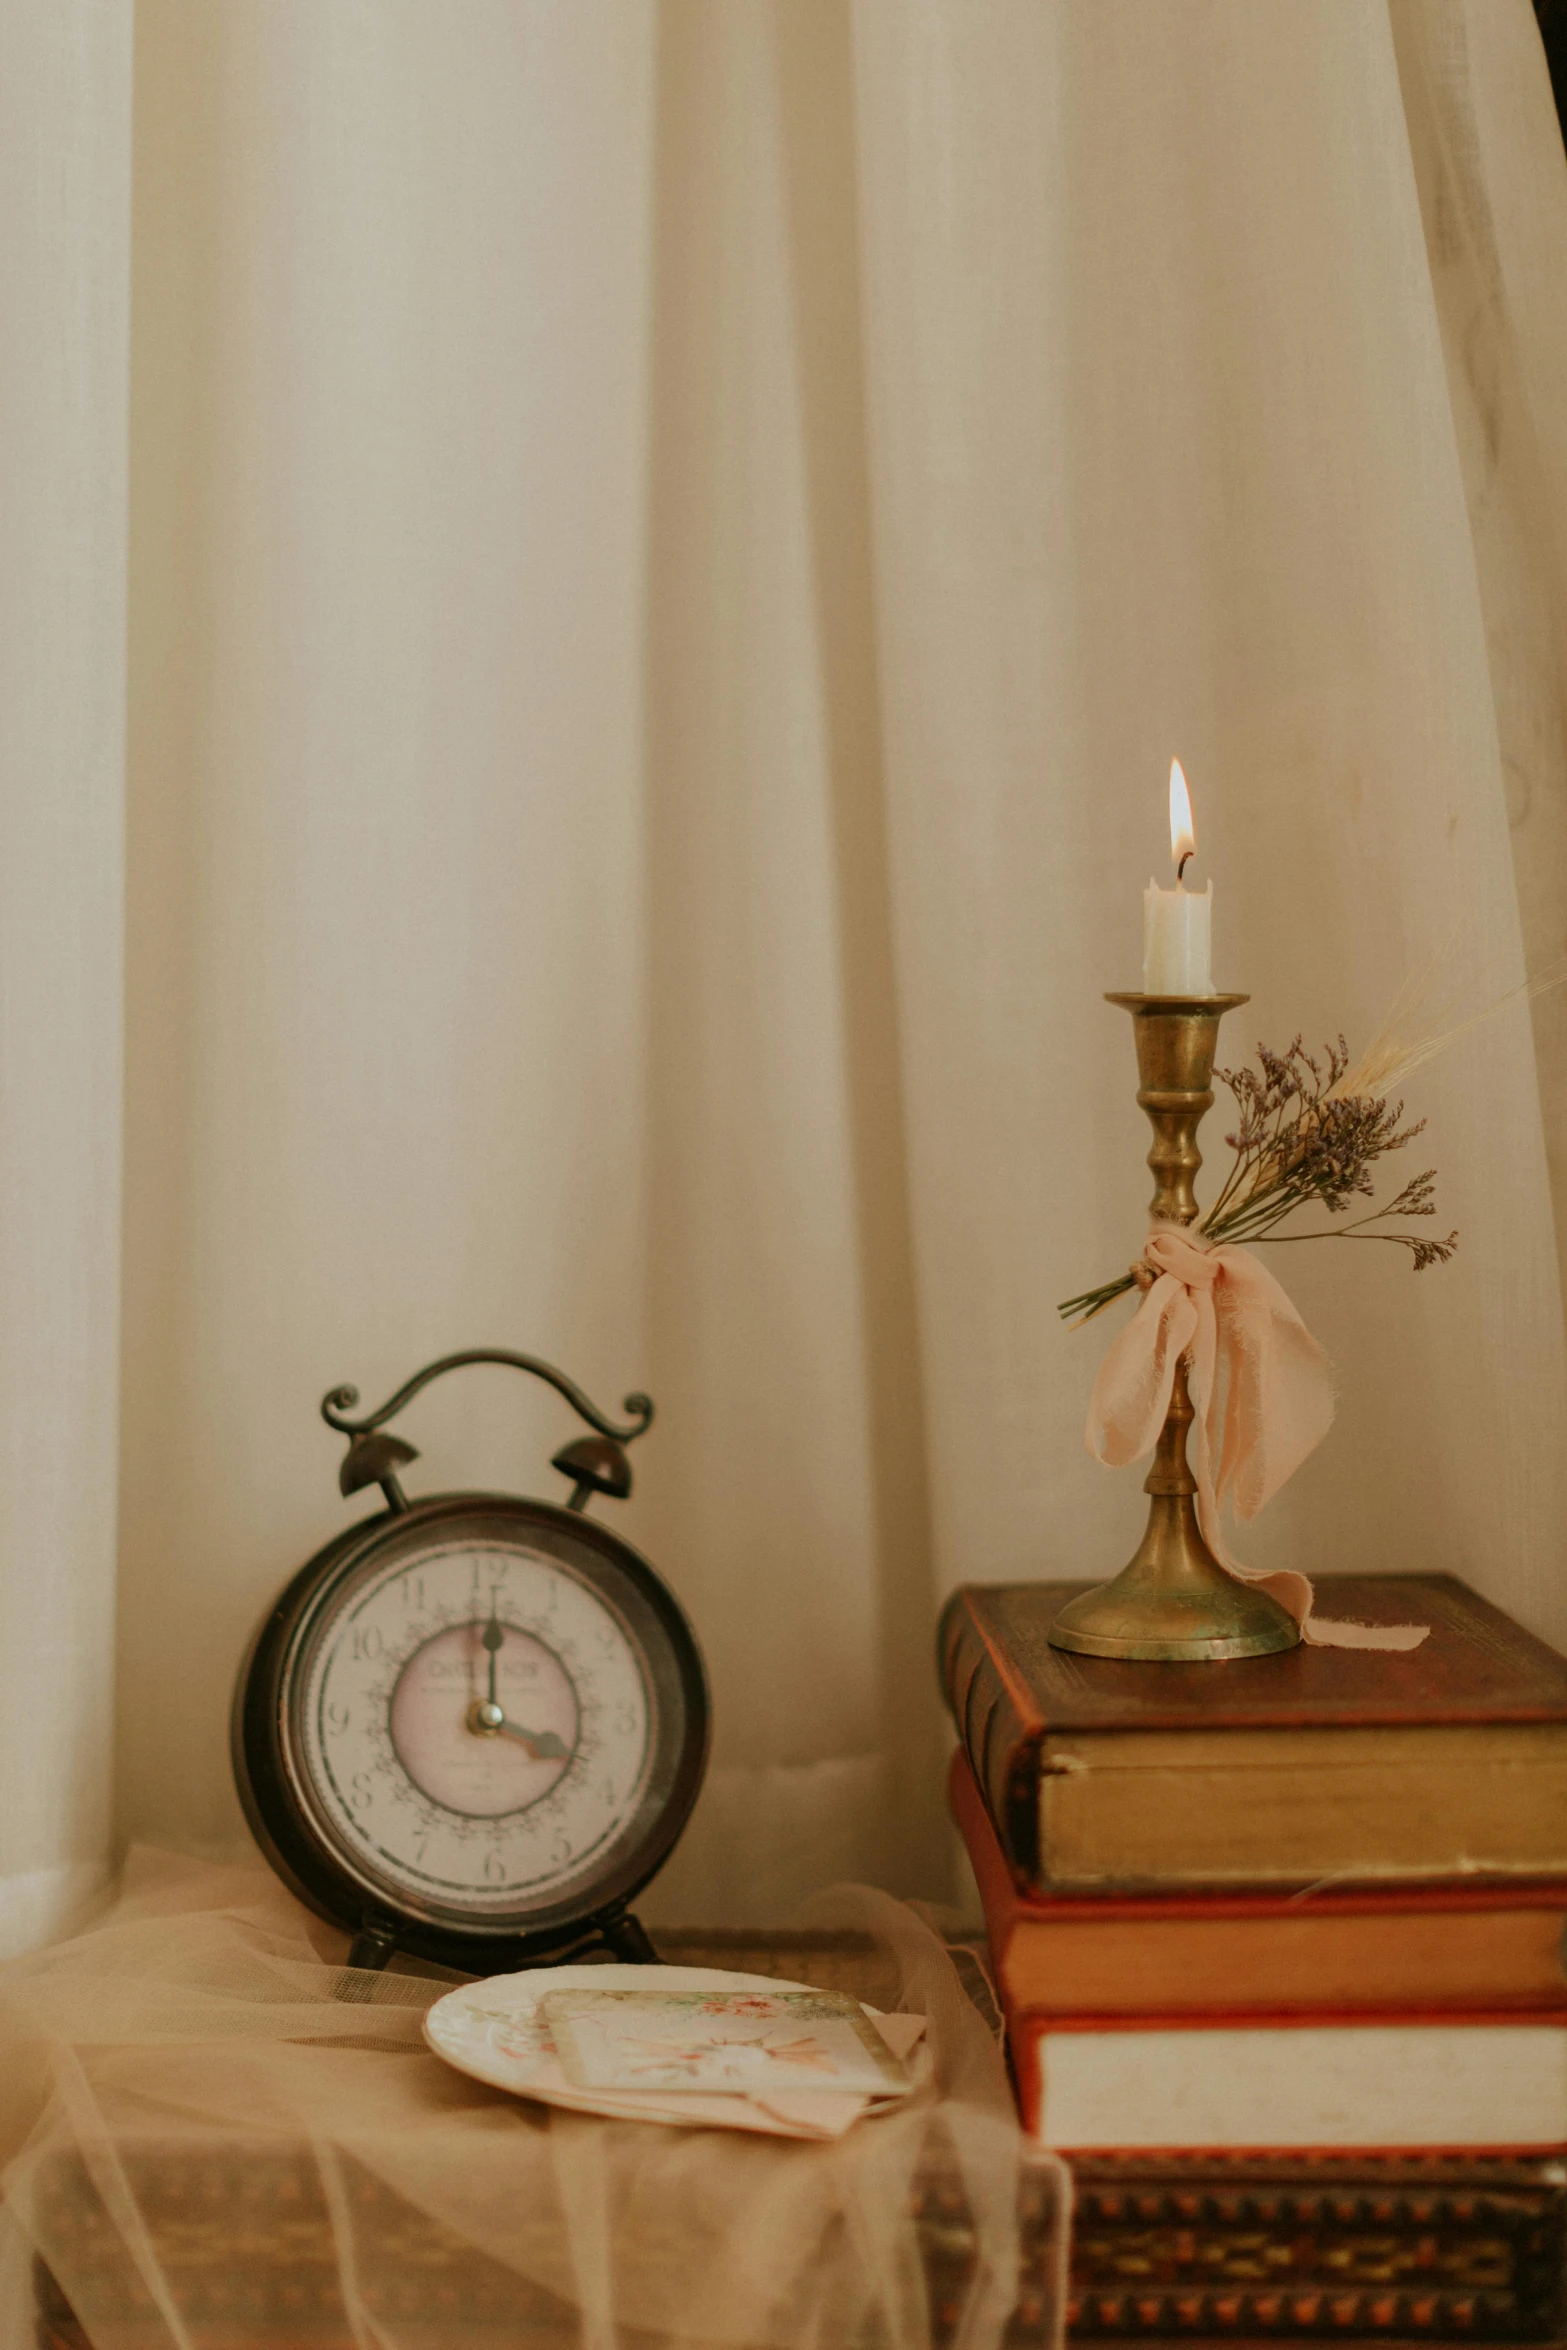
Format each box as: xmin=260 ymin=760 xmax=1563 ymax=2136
xmin=1142 ymin=759 xmax=1212 ymax=994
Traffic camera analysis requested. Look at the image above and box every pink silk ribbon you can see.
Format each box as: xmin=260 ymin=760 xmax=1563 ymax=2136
xmin=1086 ymin=1224 xmax=1427 ymax=1652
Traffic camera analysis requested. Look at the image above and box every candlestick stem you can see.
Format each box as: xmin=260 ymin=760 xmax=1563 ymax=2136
xmin=1047 ymin=992 xmax=1300 ymax=1663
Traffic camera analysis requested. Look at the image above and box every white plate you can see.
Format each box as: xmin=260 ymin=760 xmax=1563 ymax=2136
xmin=423 ymin=1962 xmax=921 ymax=2137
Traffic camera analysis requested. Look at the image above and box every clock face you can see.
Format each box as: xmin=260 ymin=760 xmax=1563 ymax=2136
xmin=237 ymin=1497 xmax=706 ymax=1951
xmin=295 ymin=1539 xmax=654 ymax=1914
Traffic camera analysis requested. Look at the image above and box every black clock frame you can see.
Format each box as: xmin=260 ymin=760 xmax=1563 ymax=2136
xmin=230 ymin=1355 xmax=709 ymax=1977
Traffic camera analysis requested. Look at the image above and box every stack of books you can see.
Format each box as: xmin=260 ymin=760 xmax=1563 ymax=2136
xmin=940 ymin=1573 xmax=1567 ymax=2157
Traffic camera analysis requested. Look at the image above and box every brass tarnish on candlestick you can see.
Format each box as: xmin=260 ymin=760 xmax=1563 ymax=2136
xmin=1048 ymin=993 xmax=1301 ymax=1663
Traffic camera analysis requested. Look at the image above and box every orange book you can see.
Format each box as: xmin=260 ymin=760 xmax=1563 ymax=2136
xmin=950 ymin=1747 xmax=1567 ymax=2016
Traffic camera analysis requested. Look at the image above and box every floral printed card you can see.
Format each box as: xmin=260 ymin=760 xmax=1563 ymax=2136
xmin=539 ymin=1987 xmax=914 ymax=2096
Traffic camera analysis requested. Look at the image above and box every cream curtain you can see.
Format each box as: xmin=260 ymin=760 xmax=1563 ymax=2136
xmin=0 ymin=3 xmax=129 ymax=1954
xmin=6 ymin=0 xmax=1567 ymax=1941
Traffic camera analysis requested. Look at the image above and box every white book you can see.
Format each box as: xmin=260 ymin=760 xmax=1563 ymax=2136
xmin=1022 ymin=2020 xmax=1567 ymax=2150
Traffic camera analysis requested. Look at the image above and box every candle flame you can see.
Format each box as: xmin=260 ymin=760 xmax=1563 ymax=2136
xmin=1169 ymin=759 xmax=1196 ymax=880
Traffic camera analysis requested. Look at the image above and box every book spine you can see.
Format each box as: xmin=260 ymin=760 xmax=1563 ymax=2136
xmin=937 ymin=1589 xmax=1041 ymax=1883
xmin=1010 ymin=2005 xmax=1046 ymax=2139
xmin=952 ymin=1745 xmax=1062 ymax=2018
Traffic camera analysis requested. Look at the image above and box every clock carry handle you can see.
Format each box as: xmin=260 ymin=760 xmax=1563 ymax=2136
xmin=320 ymin=1349 xmax=654 ymax=1517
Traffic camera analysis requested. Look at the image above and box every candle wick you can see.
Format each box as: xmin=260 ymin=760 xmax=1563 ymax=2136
xmin=1176 ymin=850 xmax=1193 ymax=882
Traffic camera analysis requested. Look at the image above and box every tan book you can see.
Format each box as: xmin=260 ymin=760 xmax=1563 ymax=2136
xmin=951 ymin=1749 xmax=1567 ymax=2014
xmin=939 ymin=1574 xmax=1567 ymax=1892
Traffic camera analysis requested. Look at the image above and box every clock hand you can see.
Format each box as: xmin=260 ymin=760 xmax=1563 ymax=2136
xmin=469 ymin=1602 xmax=567 ymax=1756
xmin=495 ymin=1721 xmax=570 ymax=1761
xmin=470 ymin=1602 xmax=506 ymax=1734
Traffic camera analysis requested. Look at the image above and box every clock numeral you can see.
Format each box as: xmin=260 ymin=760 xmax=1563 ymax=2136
xmin=599 ymin=1775 xmax=616 ymax=1806
xmin=551 ymin=1835 xmax=572 ymax=1867
xmin=413 ymin=1837 xmax=429 ymax=1866
xmin=326 ymin=1702 xmax=351 ymax=1735
xmin=399 ymin=1575 xmax=426 ymax=1612
xmin=349 ymin=1772 xmax=373 ymax=1812
xmin=350 ymin=1625 xmax=384 ymax=1663
xmin=613 ymin=1704 xmax=638 ymax=1736
xmin=595 ymin=1626 xmax=616 ymax=1652
xmin=483 ymin=1851 xmax=506 ymax=1885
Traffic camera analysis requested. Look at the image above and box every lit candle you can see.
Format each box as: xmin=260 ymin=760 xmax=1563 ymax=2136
xmin=1142 ymin=758 xmax=1212 ymax=994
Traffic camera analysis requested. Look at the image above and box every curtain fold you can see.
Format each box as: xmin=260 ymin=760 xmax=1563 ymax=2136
xmin=639 ymin=0 xmax=944 ymax=1915
xmin=0 ymin=0 xmax=1560 ymax=1934
xmin=1392 ymin=0 xmax=1567 ymax=1271
xmin=0 ymin=2 xmax=131 ymax=1953
xmin=117 ymin=0 xmax=660 ymax=1876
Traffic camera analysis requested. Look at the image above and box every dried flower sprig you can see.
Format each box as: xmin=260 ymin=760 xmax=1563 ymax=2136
xmin=1057 ymin=1032 xmax=1458 ymax=1327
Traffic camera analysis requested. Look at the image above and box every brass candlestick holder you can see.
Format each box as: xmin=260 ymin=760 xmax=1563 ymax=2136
xmin=1047 ymin=992 xmax=1301 ymax=1662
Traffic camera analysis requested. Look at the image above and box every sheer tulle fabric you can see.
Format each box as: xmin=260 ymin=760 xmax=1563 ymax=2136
xmin=0 ymin=1852 xmax=1063 ymax=2349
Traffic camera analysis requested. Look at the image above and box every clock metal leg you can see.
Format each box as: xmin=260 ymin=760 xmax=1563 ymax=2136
xmin=345 ymin=1916 xmax=399 ymax=1978
xmin=599 ymin=1908 xmax=658 ymax=1963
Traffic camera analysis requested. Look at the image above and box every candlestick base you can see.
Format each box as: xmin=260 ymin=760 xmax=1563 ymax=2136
xmin=1047 ymin=1393 xmax=1300 ymax=1659
xmin=1047 ymin=989 xmax=1301 ymax=1664
xmin=1046 ymin=1570 xmax=1297 ymax=1660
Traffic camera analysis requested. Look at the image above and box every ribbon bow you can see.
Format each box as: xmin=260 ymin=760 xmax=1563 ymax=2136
xmin=1086 ymin=1224 xmax=1426 ymax=1652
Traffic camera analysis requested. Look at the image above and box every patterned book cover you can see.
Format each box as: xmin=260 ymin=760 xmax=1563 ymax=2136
xmin=1065 ymin=2151 xmax=1567 ymax=2341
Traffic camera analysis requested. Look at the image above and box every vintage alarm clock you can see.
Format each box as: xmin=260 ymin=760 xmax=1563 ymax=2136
xmin=232 ymin=1349 xmax=708 ymax=1974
